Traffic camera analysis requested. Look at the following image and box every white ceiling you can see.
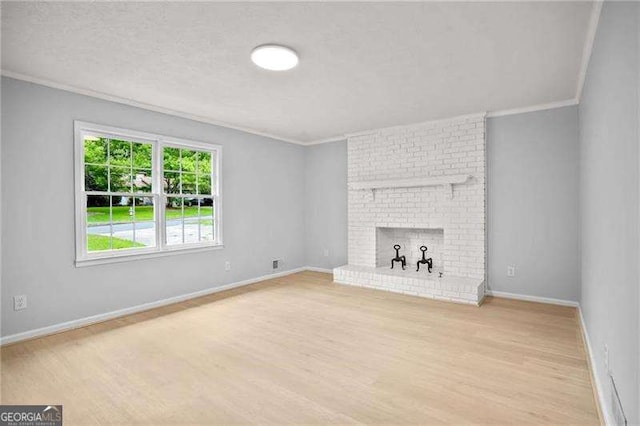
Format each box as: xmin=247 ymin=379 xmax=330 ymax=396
xmin=2 ymin=2 xmax=595 ymax=144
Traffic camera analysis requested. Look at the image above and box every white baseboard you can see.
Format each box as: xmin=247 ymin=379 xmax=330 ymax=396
xmin=578 ymin=306 xmax=613 ymax=426
xmin=0 ymin=267 xmax=309 ymax=346
xmin=486 ymin=289 xmax=579 ymax=307
xmin=304 ymin=266 xmax=333 ymax=274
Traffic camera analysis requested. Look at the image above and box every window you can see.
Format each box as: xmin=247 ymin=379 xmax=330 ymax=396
xmin=75 ymin=121 xmax=222 ymax=265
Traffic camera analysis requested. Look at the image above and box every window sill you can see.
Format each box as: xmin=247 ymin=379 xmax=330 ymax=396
xmin=75 ymin=244 xmax=224 ymax=267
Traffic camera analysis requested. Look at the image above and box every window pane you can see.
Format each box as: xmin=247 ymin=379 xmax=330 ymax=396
xmin=182 ymin=173 xmax=196 ymax=194
xmin=200 ymin=198 xmax=214 ymax=242
xmin=134 ymin=222 xmax=156 ymax=248
xmin=163 ymin=147 xmax=180 ymax=171
xmin=183 ymin=197 xmax=199 ymax=243
xmin=200 ymin=223 xmax=214 ymax=242
xmin=85 ymin=165 xmax=108 ymax=191
xmin=109 ymin=139 xmax=131 ymax=168
xmin=108 ymin=197 xmax=135 ymax=250
xmin=197 ymin=174 xmax=211 ymax=195
xmin=183 ymin=198 xmax=199 ymax=219
xmin=197 ymin=151 xmax=211 ymax=175
xmin=181 ymin=149 xmax=196 ymax=172
xmin=111 ymin=222 xmax=138 ymax=250
xmin=88 ymin=234 xmax=112 ymax=252
xmin=132 ymin=142 xmax=152 ymax=169
xmin=199 ymin=198 xmax=214 ymax=221
xmin=84 ymin=137 xmax=108 ymax=165
xmin=86 ymin=195 xmax=111 ymax=224
xmin=184 ymin=217 xmax=199 ymax=243
xmin=87 ymin=195 xmax=112 ymax=252
xmin=110 ymin=167 xmax=132 ymax=193
xmin=111 ymin=197 xmax=133 ymax=223
xmin=132 ymin=197 xmax=154 ymax=222
xmin=163 ymin=171 xmax=180 ymax=194
xmin=166 ymin=197 xmax=183 ymax=245
xmin=133 ymin=198 xmax=155 ymax=248
xmin=134 ymin=169 xmax=152 ymax=193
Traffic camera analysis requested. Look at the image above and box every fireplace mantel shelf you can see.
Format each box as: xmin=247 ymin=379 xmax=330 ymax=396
xmin=349 ymin=175 xmax=471 ymax=198
xmin=349 ymin=175 xmax=470 ymax=190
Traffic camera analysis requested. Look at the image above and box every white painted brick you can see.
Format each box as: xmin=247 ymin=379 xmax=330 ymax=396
xmin=346 ymin=114 xmax=487 ymax=293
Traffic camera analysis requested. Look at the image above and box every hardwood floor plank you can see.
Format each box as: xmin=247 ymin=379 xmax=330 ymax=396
xmin=1 ymin=271 xmax=599 ymax=425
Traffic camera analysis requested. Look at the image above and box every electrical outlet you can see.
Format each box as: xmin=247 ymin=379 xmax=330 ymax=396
xmin=13 ymin=295 xmax=27 ymax=311
xmin=507 ymin=265 xmax=516 ymax=277
xmin=323 ymin=249 xmax=330 ymax=257
xmin=224 ymin=261 xmax=231 ymax=272
xmin=272 ymin=260 xmax=279 ymax=269
xmin=604 ymin=344 xmax=609 ymax=373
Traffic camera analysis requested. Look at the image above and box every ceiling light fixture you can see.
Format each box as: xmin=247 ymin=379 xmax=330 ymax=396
xmin=251 ymin=44 xmax=299 ymax=71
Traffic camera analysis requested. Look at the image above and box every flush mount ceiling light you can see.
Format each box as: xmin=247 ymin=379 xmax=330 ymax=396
xmin=251 ymin=44 xmax=299 ymax=71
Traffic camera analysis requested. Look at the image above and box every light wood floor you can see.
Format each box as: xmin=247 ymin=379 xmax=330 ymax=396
xmin=1 ymin=271 xmax=599 ymax=425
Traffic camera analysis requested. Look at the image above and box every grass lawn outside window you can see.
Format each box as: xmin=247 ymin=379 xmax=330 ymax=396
xmin=88 ymin=234 xmax=144 ymax=251
xmin=86 ymin=206 xmax=214 ymax=224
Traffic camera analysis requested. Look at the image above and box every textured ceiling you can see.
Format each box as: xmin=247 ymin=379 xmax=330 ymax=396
xmin=1 ymin=2 xmax=594 ymax=143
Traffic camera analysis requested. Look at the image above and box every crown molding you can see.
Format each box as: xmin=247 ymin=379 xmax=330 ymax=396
xmin=575 ymin=1 xmax=603 ymax=102
xmin=1 ymin=70 xmax=307 ymax=146
xmin=303 ymin=135 xmax=347 ymax=145
xmin=308 ymin=97 xmax=582 ymax=143
xmin=486 ymin=98 xmax=578 ymax=118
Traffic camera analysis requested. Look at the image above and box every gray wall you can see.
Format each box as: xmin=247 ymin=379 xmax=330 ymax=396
xmin=487 ymin=106 xmax=580 ymax=302
xmin=578 ymin=2 xmax=639 ymax=424
xmin=1 ymin=77 xmax=307 ymax=337
xmin=304 ymin=141 xmax=348 ymax=270
xmin=300 ymin=110 xmax=583 ymax=304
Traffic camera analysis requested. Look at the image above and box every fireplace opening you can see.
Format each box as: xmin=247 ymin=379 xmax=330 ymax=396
xmin=376 ymin=227 xmax=444 ymax=271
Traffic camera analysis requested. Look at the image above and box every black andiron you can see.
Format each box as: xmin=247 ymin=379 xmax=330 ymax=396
xmin=416 ymin=246 xmax=433 ymax=273
xmin=390 ymin=244 xmax=407 ymax=270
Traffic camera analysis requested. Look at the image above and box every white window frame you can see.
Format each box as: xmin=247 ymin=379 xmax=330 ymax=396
xmin=74 ymin=121 xmax=223 ymax=267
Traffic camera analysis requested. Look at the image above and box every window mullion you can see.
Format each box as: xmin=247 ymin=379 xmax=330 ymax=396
xmin=129 ymin=140 xmax=135 ymax=248
xmin=156 ymin=141 xmax=165 ymax=251
xmin=109 ymin=195 xmax=114 ymax=250
xmin=181 ymin=197 xmax=185 ymax=244
xmin=214 ymin=195 xmax=219 ymax=244
xmin=82 ymin=193 xmax=88 ymax=258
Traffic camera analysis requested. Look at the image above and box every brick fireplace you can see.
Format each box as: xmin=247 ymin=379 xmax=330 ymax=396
xmin=333 ymin=113 xmax=487 ymax=305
